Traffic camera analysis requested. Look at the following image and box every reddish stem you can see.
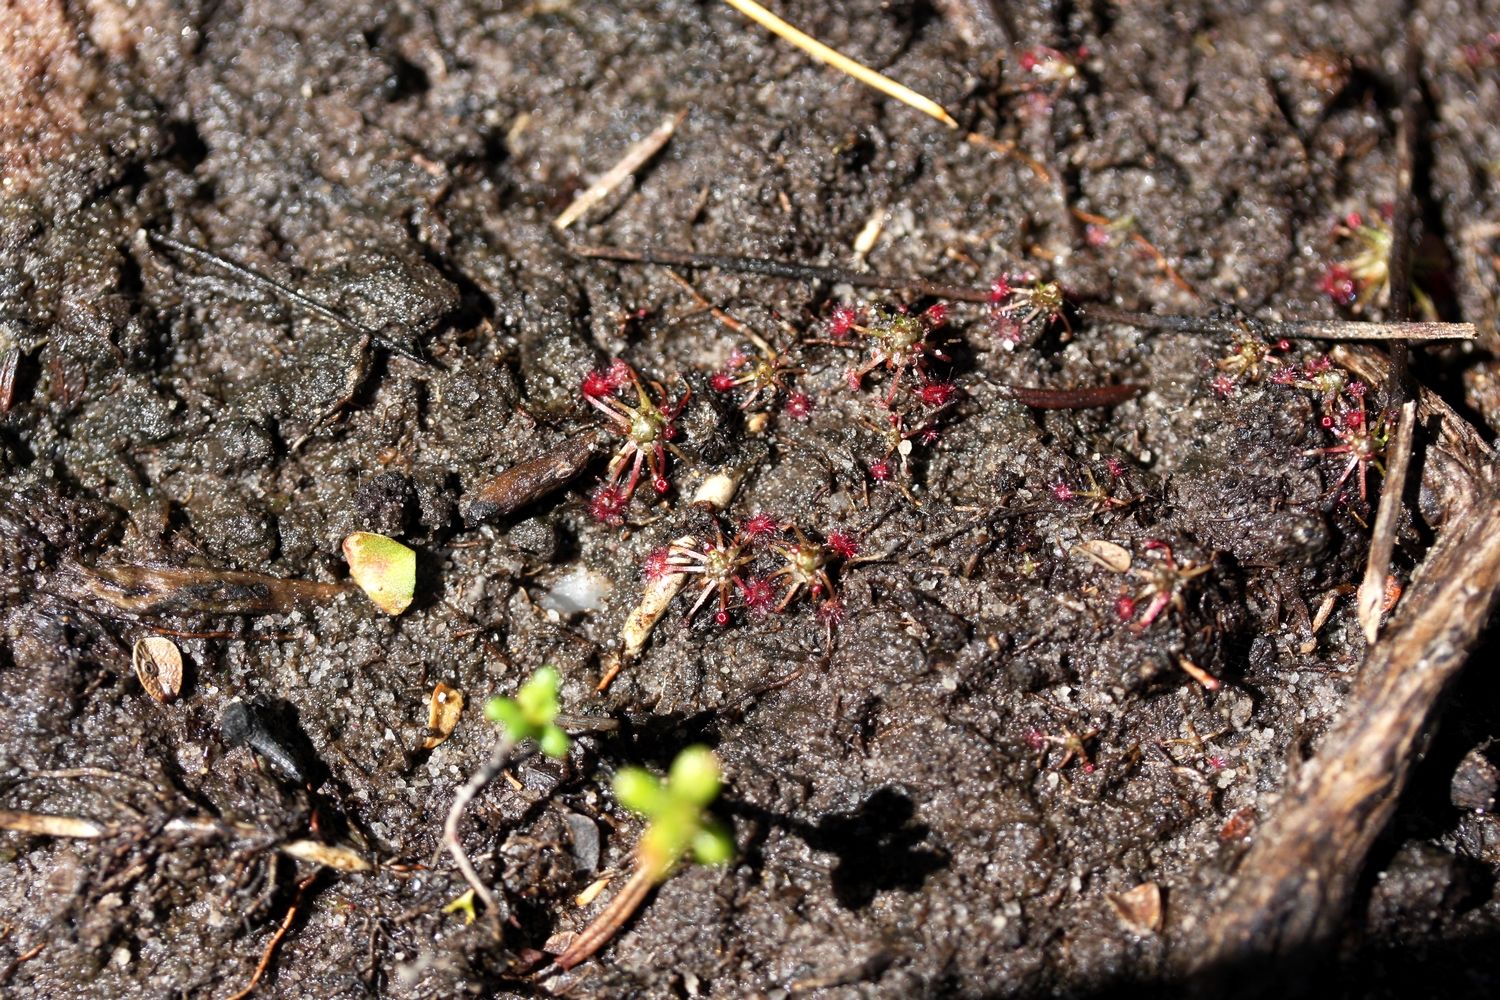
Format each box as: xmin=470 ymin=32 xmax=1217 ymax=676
xmin=552 ymin=865 xmax=656 ymax=971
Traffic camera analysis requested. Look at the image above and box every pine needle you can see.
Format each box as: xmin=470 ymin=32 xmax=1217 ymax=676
xmin=721 ymin=0 xmax=958 ymax=128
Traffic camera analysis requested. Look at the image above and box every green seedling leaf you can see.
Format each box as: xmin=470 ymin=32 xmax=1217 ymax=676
xmin=691 ymin=821 xmax=735 ymax=866
xmin=667 ymin=745 xmax=722 ymax=806
xmin=614 ymin=767 xmax=667 ymax=815
xmin=342 ymin=532 xmax=416 ymax=615
xmin=616 ymin=745 xmax=732 ymax=882
xmin=482 ymin=666 xmax=569 ymax=757
xmin=539 ymin=726 xmax=570 ymax=759
xmin=442 ymin=888 xmax=478 ymax=924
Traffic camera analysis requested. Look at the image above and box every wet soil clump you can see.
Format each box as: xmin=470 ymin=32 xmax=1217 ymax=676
xmin=4 ymin=2 xmax=1500 ymax=998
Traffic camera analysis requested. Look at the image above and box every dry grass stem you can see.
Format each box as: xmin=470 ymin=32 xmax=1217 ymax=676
xmin=721 ymin=0 xmax=957 ymax=128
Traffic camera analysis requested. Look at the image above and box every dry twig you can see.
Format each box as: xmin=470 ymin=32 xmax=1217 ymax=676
xmin=1355 ymin=36 xmax=1422 ymax=642
xmin=441 ymin=733 xmax=516 ymax=928
xmin=571 ymin=243 xmax=1476 ymax=343
xmin=1356 ymin=398 xmax=1415 ymax=642
xmin=75 ymin=563 xmax=352 ymax=616
xmin=0 ymin=809 xmax=371 ymax=873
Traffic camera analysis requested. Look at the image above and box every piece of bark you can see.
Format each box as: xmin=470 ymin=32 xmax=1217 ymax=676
xmin=462 ymin=431 xmax=600 ymax=525
xmin=1190 ymin=458 xmax=1500 ymax=985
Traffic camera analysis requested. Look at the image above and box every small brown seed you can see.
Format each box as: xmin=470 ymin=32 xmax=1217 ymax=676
xmin=133 ymin=636 xmax=183 ymax=702
xmin=422 ymin=682 xmax=464 ymax=749
xmin=1106 ymin=881 xmax=1163 ymax=933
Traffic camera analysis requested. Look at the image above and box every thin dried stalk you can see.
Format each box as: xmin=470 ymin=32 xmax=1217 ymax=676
xmin=553 ymin=112 xmax=686 ymax=230
xmin=224 ymin=872 xmax=317 ymax=1000
xmin=1356 ymin=399 xmax=1416 ymax=642
xmin=551 ymin=864 xmax=656 ymax=971
xmin=0 ymin=809 xmax=107 ymax=839
xmin=1353 ymin=38 xmax=1422 ymax=645
xmin=442 ymin=734 xmax=516 ymax=927
xmin=721 ymin=0 xmax=957 ymax=128
xmin=145 ymin=231 xmax=424 ymax=360
xmin=1085 ymin=305 xmax=1474 ymax=342
xmin=0 ymin=809 xmax=371 ymax=872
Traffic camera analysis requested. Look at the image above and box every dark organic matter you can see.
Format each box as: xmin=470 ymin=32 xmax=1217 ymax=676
xmin=4 ymin=2 xmax=1500 ymax=999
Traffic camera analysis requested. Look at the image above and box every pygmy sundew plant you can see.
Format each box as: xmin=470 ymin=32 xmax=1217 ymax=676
xmin=1117 ymin=540 xmax=1212 ymax=633
xmin=1050 ymin=466 xmax=1132 ymax=515
xmin=641 ymin=516 xmax=858 ymax=631
xmin=988 ymin=274 xmax=1070 ymax=348
xmin=581 ymin=359 xmax=690 ymax=522
xmin=553 ymin=746 xmax=732 ymax=970
xmin=650 ymin=518 xmax=771 ymax=626
xmin=1026 ymin=724 xmax=1100 ymax=773
xmin=445 ymin=667 xmax=570 ymax=919
xmin=1270 ymin=353 xmax=1352 ymax=413
xmin=1319 ymin=209 xmax=1424 ymax=314
xmin=770 ymin=526 xmax=854 ymax=612
xmin=1212 ymin=332 xmax=1290 ymax=396
xmin=859 ymin=408 xmax=946 ymax=504
xmin=710 ymin=344 xmax=802 ymax=413
xmin=1305 ymin=384 xmax=1393 ymax=505
xmin=840 ymin=303 xmax=951 ymax=406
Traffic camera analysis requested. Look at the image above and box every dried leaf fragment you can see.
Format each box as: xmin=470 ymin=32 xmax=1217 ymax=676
xmin=1106 ymin=881 xmax=1163 ymax=933
xmin=422 ymin=682 xmax=464 ymax=750
xmin=463 ymin=430 xmax=600 ymax=524
xmin=133 ymin=636 xmax=183 ymax=702
xmin=81 ymin=563 xmax=351 ymax=615
xmin=1071 ymin=539 xmax=1132 ymax=574
xmin=342 ymin=532 xmax=416 ymax=615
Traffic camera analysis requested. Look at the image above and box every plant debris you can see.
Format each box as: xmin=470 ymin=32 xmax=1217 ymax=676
xmin=342 ymin=531 xmax=417 ymax=615
xmin=131 ymin=636 xmax=183 ymax=702
xmin=77 ymin=564 xmax=352 ymax=616
xmin=421 ymin=682 xmax=464 ymax=750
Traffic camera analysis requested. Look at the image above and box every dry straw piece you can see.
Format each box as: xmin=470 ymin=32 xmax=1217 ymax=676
xmin=133 ymin=636 xmax=183 ymax=702
xmin=553 ymin=112 xmax=686 ymax=230
xmin=721 ymin=0 xmax=958 ymax=128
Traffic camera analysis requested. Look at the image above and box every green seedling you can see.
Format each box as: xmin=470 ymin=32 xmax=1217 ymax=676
xmin=342 ymin=531 xmax=416 ymax=615
xmin=483 ymin=669 xmax=570 ymax=759
xmin=443 ymin=888 xmax=479 ymax=925
xmin=554 ymin=746 xmax=733 ymax=970
xmin=443 ymin=667 xmax=570 ymax=926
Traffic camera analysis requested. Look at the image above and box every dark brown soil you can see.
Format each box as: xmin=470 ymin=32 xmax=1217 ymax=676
xmin=4 ymin=1 xmax=1500 ymax=998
